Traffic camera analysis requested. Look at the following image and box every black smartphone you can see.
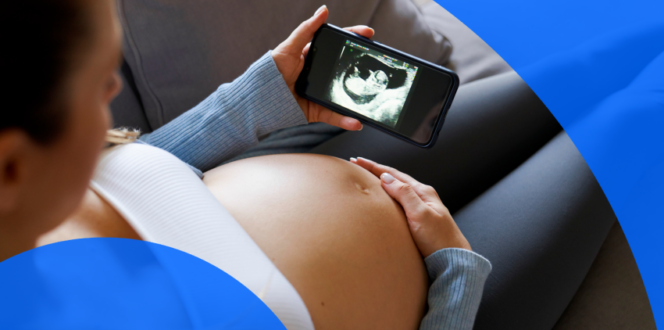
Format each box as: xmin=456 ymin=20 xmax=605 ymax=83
xmin=295 ymin=24 xmax=459 ymax=148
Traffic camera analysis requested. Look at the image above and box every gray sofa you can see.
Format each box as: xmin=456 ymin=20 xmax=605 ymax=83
xmin=110 ymin=0 xmax=655 ymax=328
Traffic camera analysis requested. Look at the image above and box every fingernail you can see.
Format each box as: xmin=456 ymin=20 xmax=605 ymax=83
xmin=315 ymin=5 xmax=327 ymax=16
xmin=357 ymin=157 xmax=372 ymax=162
xmin=369 ymin=27 xmax=375 ymax=35
xmin=350 ymin=157 xmax=357 ymax=163
xmin=381 ymin=172 xmax=395 ymax=184
xmin=358 ymin=124 xmax=364 ymax=131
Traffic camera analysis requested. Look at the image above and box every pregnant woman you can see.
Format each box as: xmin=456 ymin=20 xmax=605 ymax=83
xmin=0 ymin=0 xmax=620 ymax=329
xmin=1 ymin=1 xmax=489 ymax=329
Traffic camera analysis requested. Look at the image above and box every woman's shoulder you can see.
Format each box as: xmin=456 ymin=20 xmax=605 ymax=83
xmin=89 ymin=142 xmax=212 ymax=242
xmin=93 ymin=142 xmax=200 ymax=190
xmin=100 ymin=141 xmax=175 ymax=161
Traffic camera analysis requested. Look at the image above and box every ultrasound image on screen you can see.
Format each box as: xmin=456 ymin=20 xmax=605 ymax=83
xmin=325 ymin=40 xmax=418 ymax=127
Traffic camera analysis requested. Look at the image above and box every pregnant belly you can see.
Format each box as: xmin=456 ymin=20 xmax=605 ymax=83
xmin=204 ymin=154 xmax=428 ymax=330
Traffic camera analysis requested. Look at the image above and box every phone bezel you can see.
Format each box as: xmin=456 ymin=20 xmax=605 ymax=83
xmin=295 ymin=23 xmax=459 ymax=148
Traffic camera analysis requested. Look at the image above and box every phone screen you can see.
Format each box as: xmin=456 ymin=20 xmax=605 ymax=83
xmin=297 ymin=25 xmax=458 ymax=146
xmin=327 ymin=39 xmax=419 ymax=128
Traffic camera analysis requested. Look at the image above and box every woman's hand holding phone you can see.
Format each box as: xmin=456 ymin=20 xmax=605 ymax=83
xmin=351 ymin=157 xmax=472 ymax=258
xmin=271 ymin=5 xmax=373 ymax=131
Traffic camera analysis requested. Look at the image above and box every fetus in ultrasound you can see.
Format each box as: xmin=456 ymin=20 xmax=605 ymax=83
xmin=344 ymin=67 xmax=389 ymax=101
xmin=326 ymin=50 xmax=416 ymax=127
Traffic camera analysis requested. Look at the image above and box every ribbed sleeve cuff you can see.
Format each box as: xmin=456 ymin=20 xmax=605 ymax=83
xmin=139 ymin=51 xmax=308 ymax=171
xmin=419 ymin=248 xmax=492 ymax=330
xmin=236 ymin=51 xmax=309 ymax=135
xmin=425 ymin=248 xmax=492 ymax=281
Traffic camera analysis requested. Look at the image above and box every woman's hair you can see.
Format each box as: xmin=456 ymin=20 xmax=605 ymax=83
xmin=106 ymin=128 xmax=140 ymax=145
xmin=1 ymin=0 xmax=92 ymax=144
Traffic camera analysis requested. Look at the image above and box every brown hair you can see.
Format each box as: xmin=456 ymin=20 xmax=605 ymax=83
xmin=106 ymin=128 xmax=140 ymax=145
xmin=1 ymin=0 xmax=92 ymax=144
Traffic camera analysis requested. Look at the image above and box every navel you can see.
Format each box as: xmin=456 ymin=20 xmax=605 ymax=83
xmin=354 ymin=182 xmax=371 ymax=195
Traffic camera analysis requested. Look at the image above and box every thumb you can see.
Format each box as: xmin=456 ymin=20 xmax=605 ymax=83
xmin=285 ymin=5 xmax=329 ymax=54
xmin=380 ymin=173 xmax=426 ymax=217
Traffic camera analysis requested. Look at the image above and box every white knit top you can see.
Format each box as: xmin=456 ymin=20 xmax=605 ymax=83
xmin=90 ymin=143 xmax=314 ymax=330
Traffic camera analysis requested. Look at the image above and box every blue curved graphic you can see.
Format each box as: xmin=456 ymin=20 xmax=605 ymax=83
xmin=0 ymin=238 xmax=285 ymax=329
xmin=434 ymin=0 xmax=664 ymax=326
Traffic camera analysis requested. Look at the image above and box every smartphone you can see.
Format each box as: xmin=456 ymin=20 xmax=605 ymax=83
xmin=295 ymin=24 xmax=459 ymax=148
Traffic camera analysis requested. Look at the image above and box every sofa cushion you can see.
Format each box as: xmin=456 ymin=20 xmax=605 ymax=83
xmin=420 ymin=2 xmax=512 ymax=84
xmin=110 ymin=61 xmax=152 ymax=132
xmin=115 ymin=0 xmax=452 ymax=130
xmin=552 ymin=221 xmax=657 ymax=330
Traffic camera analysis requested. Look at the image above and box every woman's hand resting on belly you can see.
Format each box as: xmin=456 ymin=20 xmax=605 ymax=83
xmin=203 ymin=153 xmax=473 ymax=330
xmin=350 ymin=157 xmax=472 ymax=257
xmin=203 ymin=154 xmax=429 ymax=330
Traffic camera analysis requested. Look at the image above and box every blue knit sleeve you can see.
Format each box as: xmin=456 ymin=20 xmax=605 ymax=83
xmin=139 ymin=51 xmax=308 ymax=172
xmin=419 ymin=248 xmax=492 ymax=330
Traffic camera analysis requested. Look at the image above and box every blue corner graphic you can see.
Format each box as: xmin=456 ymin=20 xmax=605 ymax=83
xmin=435 ymin=0 xmax=664 ymax=326
xmin=0 ymin=238 xmax=286 ymax=329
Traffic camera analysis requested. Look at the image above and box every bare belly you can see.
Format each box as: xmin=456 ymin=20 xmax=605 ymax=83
xmin=203 ymin=154 xmax=428 ymax=330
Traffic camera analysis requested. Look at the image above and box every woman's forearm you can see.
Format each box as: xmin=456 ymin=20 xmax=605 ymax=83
xmin=420 ymin=248 xmax=492 ymax=330
xmin=139 ymin=51 xmax=307 ymax=172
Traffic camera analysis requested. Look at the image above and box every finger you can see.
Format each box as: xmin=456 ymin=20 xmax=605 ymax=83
xmin=353 ymin=157 xmax=418 ymax=185
xmin=350 ymin=156 xmax=390 ymax=178
xmin=352 ymin=157 xmax=439 ymax=202
xmin=302 ymin=42 xmax=312 ymax=56
xmin=380 ymin=172 xmax=428 ymax=218
xmin=343 ymin=25 xmax=375 ymax=39
xmin=285 ymin=5 xmax=329 ymax=55
xmin=311 ymin=104 xmax=363 ymax=130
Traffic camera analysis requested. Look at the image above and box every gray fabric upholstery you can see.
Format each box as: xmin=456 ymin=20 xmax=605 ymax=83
xmin=110 ymin=61 xmax=151 ymax=132
xmin=420 ymin=2 xmax=512 ymax=84
xmin=553 ymin=221 xmax=657 ymax=330
xmin=113 ymin=0 xmax=452 ymax=131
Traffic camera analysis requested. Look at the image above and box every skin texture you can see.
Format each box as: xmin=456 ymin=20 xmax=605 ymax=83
xmin=351 ymin=157 xmax=471 ymax=257
xmin=204 ymin=154 xmax=429 ymax=330
xmin=38 ymin=189 xmax=141 ymax=246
